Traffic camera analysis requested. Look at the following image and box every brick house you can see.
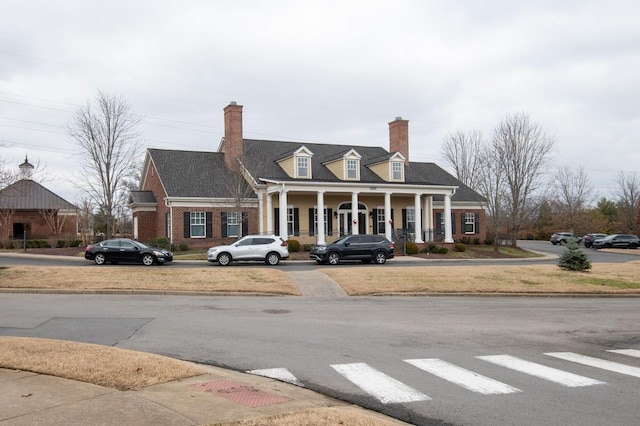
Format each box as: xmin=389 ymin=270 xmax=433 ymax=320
xmin=129 ymin=102 xmax=487 ymax=248
xmin=0 ymin=157 xmax=78 ymax=241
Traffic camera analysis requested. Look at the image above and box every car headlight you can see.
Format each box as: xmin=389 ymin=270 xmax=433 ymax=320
xmin=314 ymin=246 xmax=327 ymax=252
xmin=153 ymin=250 xmax=164 ymax=256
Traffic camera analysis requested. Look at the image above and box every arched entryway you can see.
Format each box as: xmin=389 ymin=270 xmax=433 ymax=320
xmin=336 ymin=202 xmax=367 ymax=236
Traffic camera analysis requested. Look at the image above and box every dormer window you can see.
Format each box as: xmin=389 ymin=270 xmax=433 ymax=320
xmin=297 ymin=156 xmax=309 ymax=178
xmin=391 ymin=161 xmax=403 ymax=180
xmin=346 ymin=159 xmax=358 ymax=179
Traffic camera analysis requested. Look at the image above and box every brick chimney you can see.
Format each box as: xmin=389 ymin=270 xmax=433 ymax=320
xmin=389 ymin=117 xmax=409 ymax=163
xmin=224 ymin=101 xmax=244 ymax=171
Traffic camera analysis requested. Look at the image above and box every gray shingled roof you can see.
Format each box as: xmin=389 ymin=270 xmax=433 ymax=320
xmin=242 ymin=140 xmax=485 ymax=203
xmin=0 ymin=179 xmax=77 ymax=210
xmin=146 ymin=140 xmax=486 ymax=204
xmin=148 ymin=149 xmax=256 ymax=198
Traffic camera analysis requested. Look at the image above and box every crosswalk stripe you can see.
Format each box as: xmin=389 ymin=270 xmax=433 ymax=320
xmin=546 ymin=352 xmax=640 ymax=378
xmin=405 ymin=358 xmax=521 ymax=395
xmin=330 ymin=362 xmax=430 ymax=404
xmin=477 ymin=355 xmax=606 ymax=387
xmin=246 ymin=368 xmax=304 ymax=387
xmin=607 ymin=349 xmax=640 ymax=359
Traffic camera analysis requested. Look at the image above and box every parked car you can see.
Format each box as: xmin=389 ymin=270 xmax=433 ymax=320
xmin=85 ymin=238 xmax=173 ymax=266
xmin=550 ymin=232 xmax=574 ymax=245
xmin=207 ymin=235 xmax=289 ymax=266
xmin=592 ymin=234 xmax=640 ymax=250
xmin=582 ymin=233 xmax=608 ymax=248
xmin=310 ymin=234 xmax=395 ymax=265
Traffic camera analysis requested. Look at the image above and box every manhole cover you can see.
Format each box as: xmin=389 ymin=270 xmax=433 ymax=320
xmin=262 ymin=309 xmax=290 ymax=315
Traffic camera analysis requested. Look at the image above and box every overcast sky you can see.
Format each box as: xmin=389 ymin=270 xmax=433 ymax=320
xmin=1 ymin=0 xmax=638 ymax=203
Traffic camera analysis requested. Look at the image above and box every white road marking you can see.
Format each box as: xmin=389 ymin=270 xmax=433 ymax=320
xmin=405 ymin=358 xmax=521 ymax=395
xmin=330 ymin=362 xmax=430 ymax=404
xmin=247 ymin=368 xmax=304 ymax=387
xmin=546 ymin=352 xmax=640 ymax=378
xmin=607 ymin=349 xmax=640 ymax=359
xmin=477 ymin=354 xmax=606 ymax=387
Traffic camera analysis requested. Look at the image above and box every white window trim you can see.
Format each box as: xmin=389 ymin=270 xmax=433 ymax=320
xmin=464 ymin=212 xmax=476 ymax=234
xmin=190 ymin=211 xmax=206 ymax=238
xmin=296 ymin=156 xmax=310 ymax=178
xmin=391 ymin=161 xmax=404 ymax=181
xmin=227 ymin=211 xmax=240 ymax=237
xmin=345 ymin=158 xmax=360 ymax=180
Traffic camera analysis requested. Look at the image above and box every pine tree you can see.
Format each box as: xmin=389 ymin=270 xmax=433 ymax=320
xmin=558 ymin=239 xmax=592 ymax=271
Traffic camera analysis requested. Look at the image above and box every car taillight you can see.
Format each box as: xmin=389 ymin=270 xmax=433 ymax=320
xmin=86 ymin=245 xmax=93 ymax=250
xmin=281 ymin=241 xmax=288 ymax=247
xmin=389 ymin=243 xmax=395 ymax=250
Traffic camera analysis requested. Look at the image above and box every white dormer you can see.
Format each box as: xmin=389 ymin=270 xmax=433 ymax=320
xmin=389 ymin=152 xmax=405 ymax=181
xmin=323 ymin=149 xmax=362 ymax=181
xmin=343 ymin=149 xmax=362 ymax=180
xmin=367 ymin=152 xmax=406 ymax=182
xmin=277 ymin=146 xmax=314 ymax=179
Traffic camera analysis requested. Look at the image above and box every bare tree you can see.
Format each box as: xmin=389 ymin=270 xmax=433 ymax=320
xmin=552 ymin=166 xmax=595 ymax=233
xmin=492 ymin=113 xmax=556 ymax=247
xmin=614 ymin=171 xmax=640 ymax=233
xmin=67 ymin=91 xmax=143 ymax=239
xmin=39 ymin=208 xmax=69 ymax=235
xmin=476 ymin=144 xmax=507 ymax=250
xmin=76 ymin=197 xmax=95 ymax=245
xmin=440 ymin=130 xmax=484 ymax=190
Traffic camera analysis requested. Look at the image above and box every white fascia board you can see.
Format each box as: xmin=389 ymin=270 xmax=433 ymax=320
xmin=164 ymin=197 xmax=258 ymax=208
xmin=261 ymin=179 xmax=458 ymax=195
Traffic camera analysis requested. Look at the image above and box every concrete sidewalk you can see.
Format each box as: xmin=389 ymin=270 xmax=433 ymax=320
xmin=1 ymin=365 xmax=404 ymax=425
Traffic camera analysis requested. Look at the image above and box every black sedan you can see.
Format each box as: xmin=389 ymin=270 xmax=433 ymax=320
xmin=592 ymin=234 xmax=640 ymax=250
xmin=85 ymin=238 xmax=173 ymax=266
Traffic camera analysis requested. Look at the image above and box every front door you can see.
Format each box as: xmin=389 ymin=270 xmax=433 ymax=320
xmin=338 ymin=211 xmax=368 ymax=236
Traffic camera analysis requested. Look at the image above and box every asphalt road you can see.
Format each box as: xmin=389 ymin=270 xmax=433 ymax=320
xmin=1 ymin=241 xmax=640 ymax=425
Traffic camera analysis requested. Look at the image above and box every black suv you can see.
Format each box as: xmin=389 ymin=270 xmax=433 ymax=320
xmin=310 ymin=235 xmax=395 ymax=265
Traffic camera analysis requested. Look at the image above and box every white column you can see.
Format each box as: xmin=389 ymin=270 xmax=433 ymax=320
xmin=316 ymin=190 xmax=326 ymax=245
xmin=414 ymin=193 xmax=423 ymax=243
xmin=351 ymin=192 xmax=359 ymax=235
xmin=444 ymin=193 xmax=453 ymax=243
xmin=384 ymin=192 xmax=392 ymax=241
xmin=423 ymin=196 xmax=433 ymax=242
xmin=258 ymin=190 xmax=264 ymax=235
xmin=266 ymin=194 xmax=273 ymax=235
xmin=279 ymin=189 xmax=288 ymax=240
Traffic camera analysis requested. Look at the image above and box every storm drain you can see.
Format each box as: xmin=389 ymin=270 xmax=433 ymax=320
xmin=190 ymin=380 xmax=289 ymax=407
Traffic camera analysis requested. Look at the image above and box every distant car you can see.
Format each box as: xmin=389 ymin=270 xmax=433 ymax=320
xmin=582 ymin=233 xmax=608 ymax=248
xmin=207 ymin=235 xmax=289 ymax=266
xmin=592 ymin=234 xmax=640 ymax=250
xmin=310 ymin=234 xmax=395 ymax=265
xmin=85 ymin=238 xmax=173 ymax=266
xmin=550 ymin=232 xmax=574 ymax=245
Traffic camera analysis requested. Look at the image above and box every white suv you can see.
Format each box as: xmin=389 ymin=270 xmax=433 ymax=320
xmin=207 ymin=235 xmax=289 ymax=266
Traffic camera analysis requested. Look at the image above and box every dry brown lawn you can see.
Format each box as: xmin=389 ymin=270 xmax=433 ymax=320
xmin=0 ymin=265 xmax=300 ymax=295
xmin=0 ymin=336 xmax=205 ymax=390
xmin=0 ymin=337 xmax=404 ymax=425
xmin=322 ymin=261 xmax=640 ymax=295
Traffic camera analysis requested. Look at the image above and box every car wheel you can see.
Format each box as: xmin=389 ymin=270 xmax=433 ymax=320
xmin=265 ymin=252 xmax=280 ymax=265
xmin=94 ymin=253 xmax=106 ymax=265
xmin=559 ymin=240 xmax=566 ymax=245
xmin=630 ymin=244 xmax=638 ymax=249
xmin=142 ymin=254 xmax=155 ymax=266
xmin=551 ymin=242 xmax=557 ymax=245
xmin=218 ymin=252 xmax=232 ymax=266
xmin=374 ymin=251 xmax=387 ymax=264
xmin=327 ymin=252 xmax=340 ymax=265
